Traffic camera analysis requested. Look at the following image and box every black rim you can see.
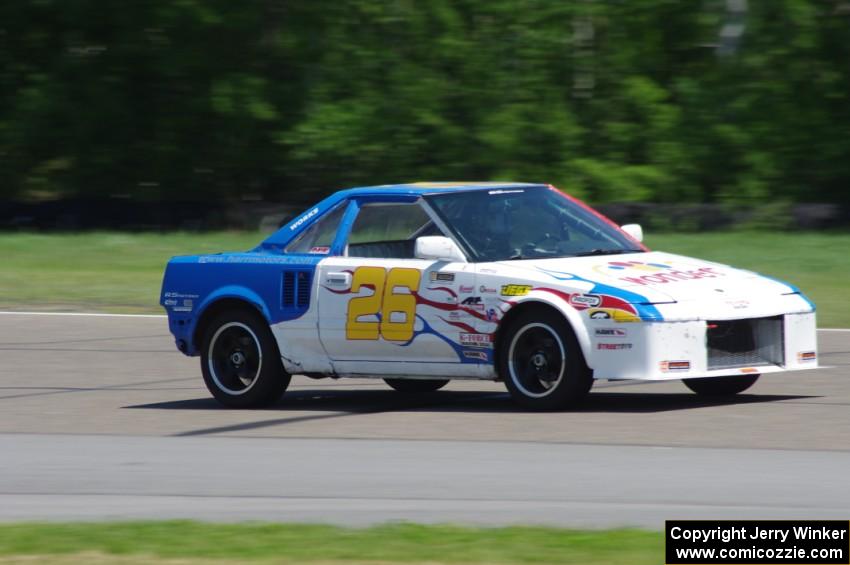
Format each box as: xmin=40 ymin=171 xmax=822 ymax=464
xmin=208 ymin=322 xmax=263 ymax=395
xmin=508 ymin=323 xmax=565 ymax=398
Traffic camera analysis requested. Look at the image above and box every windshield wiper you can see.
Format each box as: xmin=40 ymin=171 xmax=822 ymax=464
xmin=573 ymin=248 xmax=642 ymax=257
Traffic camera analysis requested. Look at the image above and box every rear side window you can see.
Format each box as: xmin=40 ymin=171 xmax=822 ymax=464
xmin=285 ymin=204 xmax=346 ymax=254
xmin=346 ymin=202 xmax=439 ymax=259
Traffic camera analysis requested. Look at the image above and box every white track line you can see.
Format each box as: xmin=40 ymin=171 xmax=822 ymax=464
xmin=0 ymin=311 xmax=166 ymax=319
xmin=0 ymin=311 xmax=848 ymax=331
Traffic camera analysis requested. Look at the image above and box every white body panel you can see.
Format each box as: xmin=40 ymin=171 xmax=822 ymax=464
xmin=271 ymin=252 xmax=819 ymax=381
xmin=314 ymin=257 xmax=492 ymax=378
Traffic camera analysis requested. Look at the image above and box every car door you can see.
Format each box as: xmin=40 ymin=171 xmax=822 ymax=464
xmin=317 ymin=199 xmax=476 ymax=370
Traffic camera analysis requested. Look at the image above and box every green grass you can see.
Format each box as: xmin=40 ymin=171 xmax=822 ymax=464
xmin=0 ymin=232 xmax=262 ymax=314
xmin=0 ymin=522 xmax=660 ymax=564
xmin=0 ymin=230 xmax=846 ymax=326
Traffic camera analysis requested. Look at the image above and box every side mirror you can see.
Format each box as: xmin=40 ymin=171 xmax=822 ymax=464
xmin=620 ymin=223 xmax=643 ymax=243
xmin=414 ymin=236 xmax=467 ymax=262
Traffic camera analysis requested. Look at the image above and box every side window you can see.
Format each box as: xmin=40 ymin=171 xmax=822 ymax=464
xmin=347 ymin=202 xmax=441 ymax=259
xmin=285 ymin=204 xmax=347 ymax=254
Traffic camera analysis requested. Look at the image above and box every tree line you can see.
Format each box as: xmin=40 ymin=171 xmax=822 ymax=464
xmin=1 ymin=0 xmax=848 ymax=205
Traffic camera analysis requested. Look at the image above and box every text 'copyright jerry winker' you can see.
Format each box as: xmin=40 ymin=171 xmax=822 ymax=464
xmin=665 ymin=520 xmax=849 ymax=564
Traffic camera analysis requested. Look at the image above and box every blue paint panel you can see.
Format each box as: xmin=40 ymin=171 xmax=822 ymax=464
xmin=161 ymin=251 xmax=324 ymax=355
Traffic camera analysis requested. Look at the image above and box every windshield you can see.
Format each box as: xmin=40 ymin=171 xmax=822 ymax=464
xmin=425 ymin=186 xmax=643 ymax=262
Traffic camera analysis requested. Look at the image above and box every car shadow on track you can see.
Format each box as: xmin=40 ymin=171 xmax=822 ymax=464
xmin=125 ymin=388 xmax=816 ymax=415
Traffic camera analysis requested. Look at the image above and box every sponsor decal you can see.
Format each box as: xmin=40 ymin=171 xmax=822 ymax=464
xmin=797 ymin=351 xmax=817 ymax=362
xmin=309 ymin=246 xmax=330 ymax=254
xmin=725 ymin=299 xmax=749 ymax=309
xmin=199 ymin=255 xmax=318 ymax=265
xmin=448 ymin=311 xmax=462 ymax=320
xmin=163 ymin=292 xmax=199 ymax=299
xmin=598 ymin=343 xmax=633 ymax=350
xmin=562 ymin=291 xmax=635 ymax=320
xmin=604 ymin=260 xmax=674 ymax=272
xmin=461 ymin=296 xmax=485 ymax=310
xmin=488 ymin=189 xmax=524 ymax=195
xmin=596 ymin=260 xmax=726 ymax=286
xmin=463 ymin=350 xmax=489 ymax=361
xmin=460 ymin=333 xmax=493 ymax=347
xmin=174 ymin=298 xmax=194 ymax=312
xmin=486 ymin=308 xmax=498 ymax=322
xmin=459 ymin=285 xmax=474 ymax=293
xmin=164 ymin=291 xmax=198 ymax=311
xmin=501 ymin=284 xmax=532 ymax=297
xmin=479 ymin=285 xmax=497 ymax=294
xmin=430 ymin=271 xmax=455 ymax=283
xmin=595 ymin=328 xmax=627 ymax=338
xmin=289 ymin=207 xmax=319 ymax=231
xmin=587 ymin=308 xmax=640 ymax=322
xmin=570 ymin=293 xmax=601 ymax=308
xmin=660 ymin=360 xmax=691 ymax=372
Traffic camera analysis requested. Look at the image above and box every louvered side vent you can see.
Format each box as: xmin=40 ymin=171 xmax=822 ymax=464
xmin=296 ymin=271 xmax=311 ymax=307
xmin=282 ymin=271 xmax=296 ymax=308
xmin=282 ymin=270 xmax=312 ymax=312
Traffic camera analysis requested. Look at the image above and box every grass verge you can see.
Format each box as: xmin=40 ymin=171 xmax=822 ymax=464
xmin=0 ymin=230 xmax=846 ymax=326
xmin=0 ymin=522 xmax=660 ymax=564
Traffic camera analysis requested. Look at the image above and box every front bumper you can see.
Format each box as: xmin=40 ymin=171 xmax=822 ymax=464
xmin=589 ymin=312 xmax=818 ymax=381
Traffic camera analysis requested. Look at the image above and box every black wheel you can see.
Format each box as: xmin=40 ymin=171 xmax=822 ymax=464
xmin=200 ymin=308 xmax=291 ymax=408
xmin=499 ymin=308 xmax=592 ymax=410
xmin=383 ymin=378 xmax=450 ymax=393
xmin=683 ymin=374 xmax=759 ymax=396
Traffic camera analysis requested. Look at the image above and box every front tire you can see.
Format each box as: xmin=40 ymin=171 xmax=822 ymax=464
xmin=200 ymin=308 xmax=291 ymax=408
xmin=384 ymin=378 xmax=449 ymax=393
xmin=499 ymin=308 xmax=592 ymax=410
xmin=683 ymin=374 xmax=760 ymax=396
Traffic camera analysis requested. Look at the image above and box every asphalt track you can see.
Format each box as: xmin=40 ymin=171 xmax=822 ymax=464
xmin=1 ymin=312 xmax=848 ymax=527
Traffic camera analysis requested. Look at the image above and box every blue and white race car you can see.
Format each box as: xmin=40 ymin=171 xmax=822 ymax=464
xmin=161 ymin=182 xmax=818 ymax=409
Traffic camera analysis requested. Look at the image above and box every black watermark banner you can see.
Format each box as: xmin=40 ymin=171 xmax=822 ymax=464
xmin=666 ymin=520 xmax=849 ymax=564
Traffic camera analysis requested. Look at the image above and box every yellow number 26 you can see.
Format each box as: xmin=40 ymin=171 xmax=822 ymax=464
xmin=346 ymin=267 xmax=421 ymax=342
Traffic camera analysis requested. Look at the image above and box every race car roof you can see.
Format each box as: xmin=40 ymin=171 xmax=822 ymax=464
xmin=340 ymin=181 xmax=544 ymax=197
xmin=262 ymin=182 xmax=546 ymax=247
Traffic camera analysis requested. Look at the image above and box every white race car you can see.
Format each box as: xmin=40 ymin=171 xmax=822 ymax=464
xmin=161 ymin=182 xmax=818 ymax=409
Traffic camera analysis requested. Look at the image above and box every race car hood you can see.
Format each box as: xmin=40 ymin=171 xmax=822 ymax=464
xmin=495 ymin=251 xmax=809 ymax=314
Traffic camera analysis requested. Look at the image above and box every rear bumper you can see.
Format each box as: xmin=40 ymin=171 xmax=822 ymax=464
xmin=589 ymin=312 xmax=818 ymax=381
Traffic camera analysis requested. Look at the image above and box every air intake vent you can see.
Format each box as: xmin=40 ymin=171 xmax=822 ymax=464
xmin=707 ymin=316 xmax=784 ymax=370
xmin=282 ymin=271 xmax=296 ymax=307
xmin=296 ymin=271 xmax=311 ymax=307
xmin=282 ymin=270 xmax=312 ymax=310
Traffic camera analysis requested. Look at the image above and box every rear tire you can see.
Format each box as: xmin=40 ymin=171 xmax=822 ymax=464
xmin=683 ymin=374 xmax=759 ymax=396
xmin=499 ymin=308 xmax=592 ymax=410
xmin=384 ymin=378 xmax=449 ymax=393
xmin=200 ymin=308 xmax=291 ymax=408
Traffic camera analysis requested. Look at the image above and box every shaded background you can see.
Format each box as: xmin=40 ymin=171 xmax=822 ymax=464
xmin=1 ymin=0 xmax=849 ymax=228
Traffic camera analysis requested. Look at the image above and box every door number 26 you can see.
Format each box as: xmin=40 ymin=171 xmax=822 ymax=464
xmin=346 ymin=267 xmax=421 ymax=341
